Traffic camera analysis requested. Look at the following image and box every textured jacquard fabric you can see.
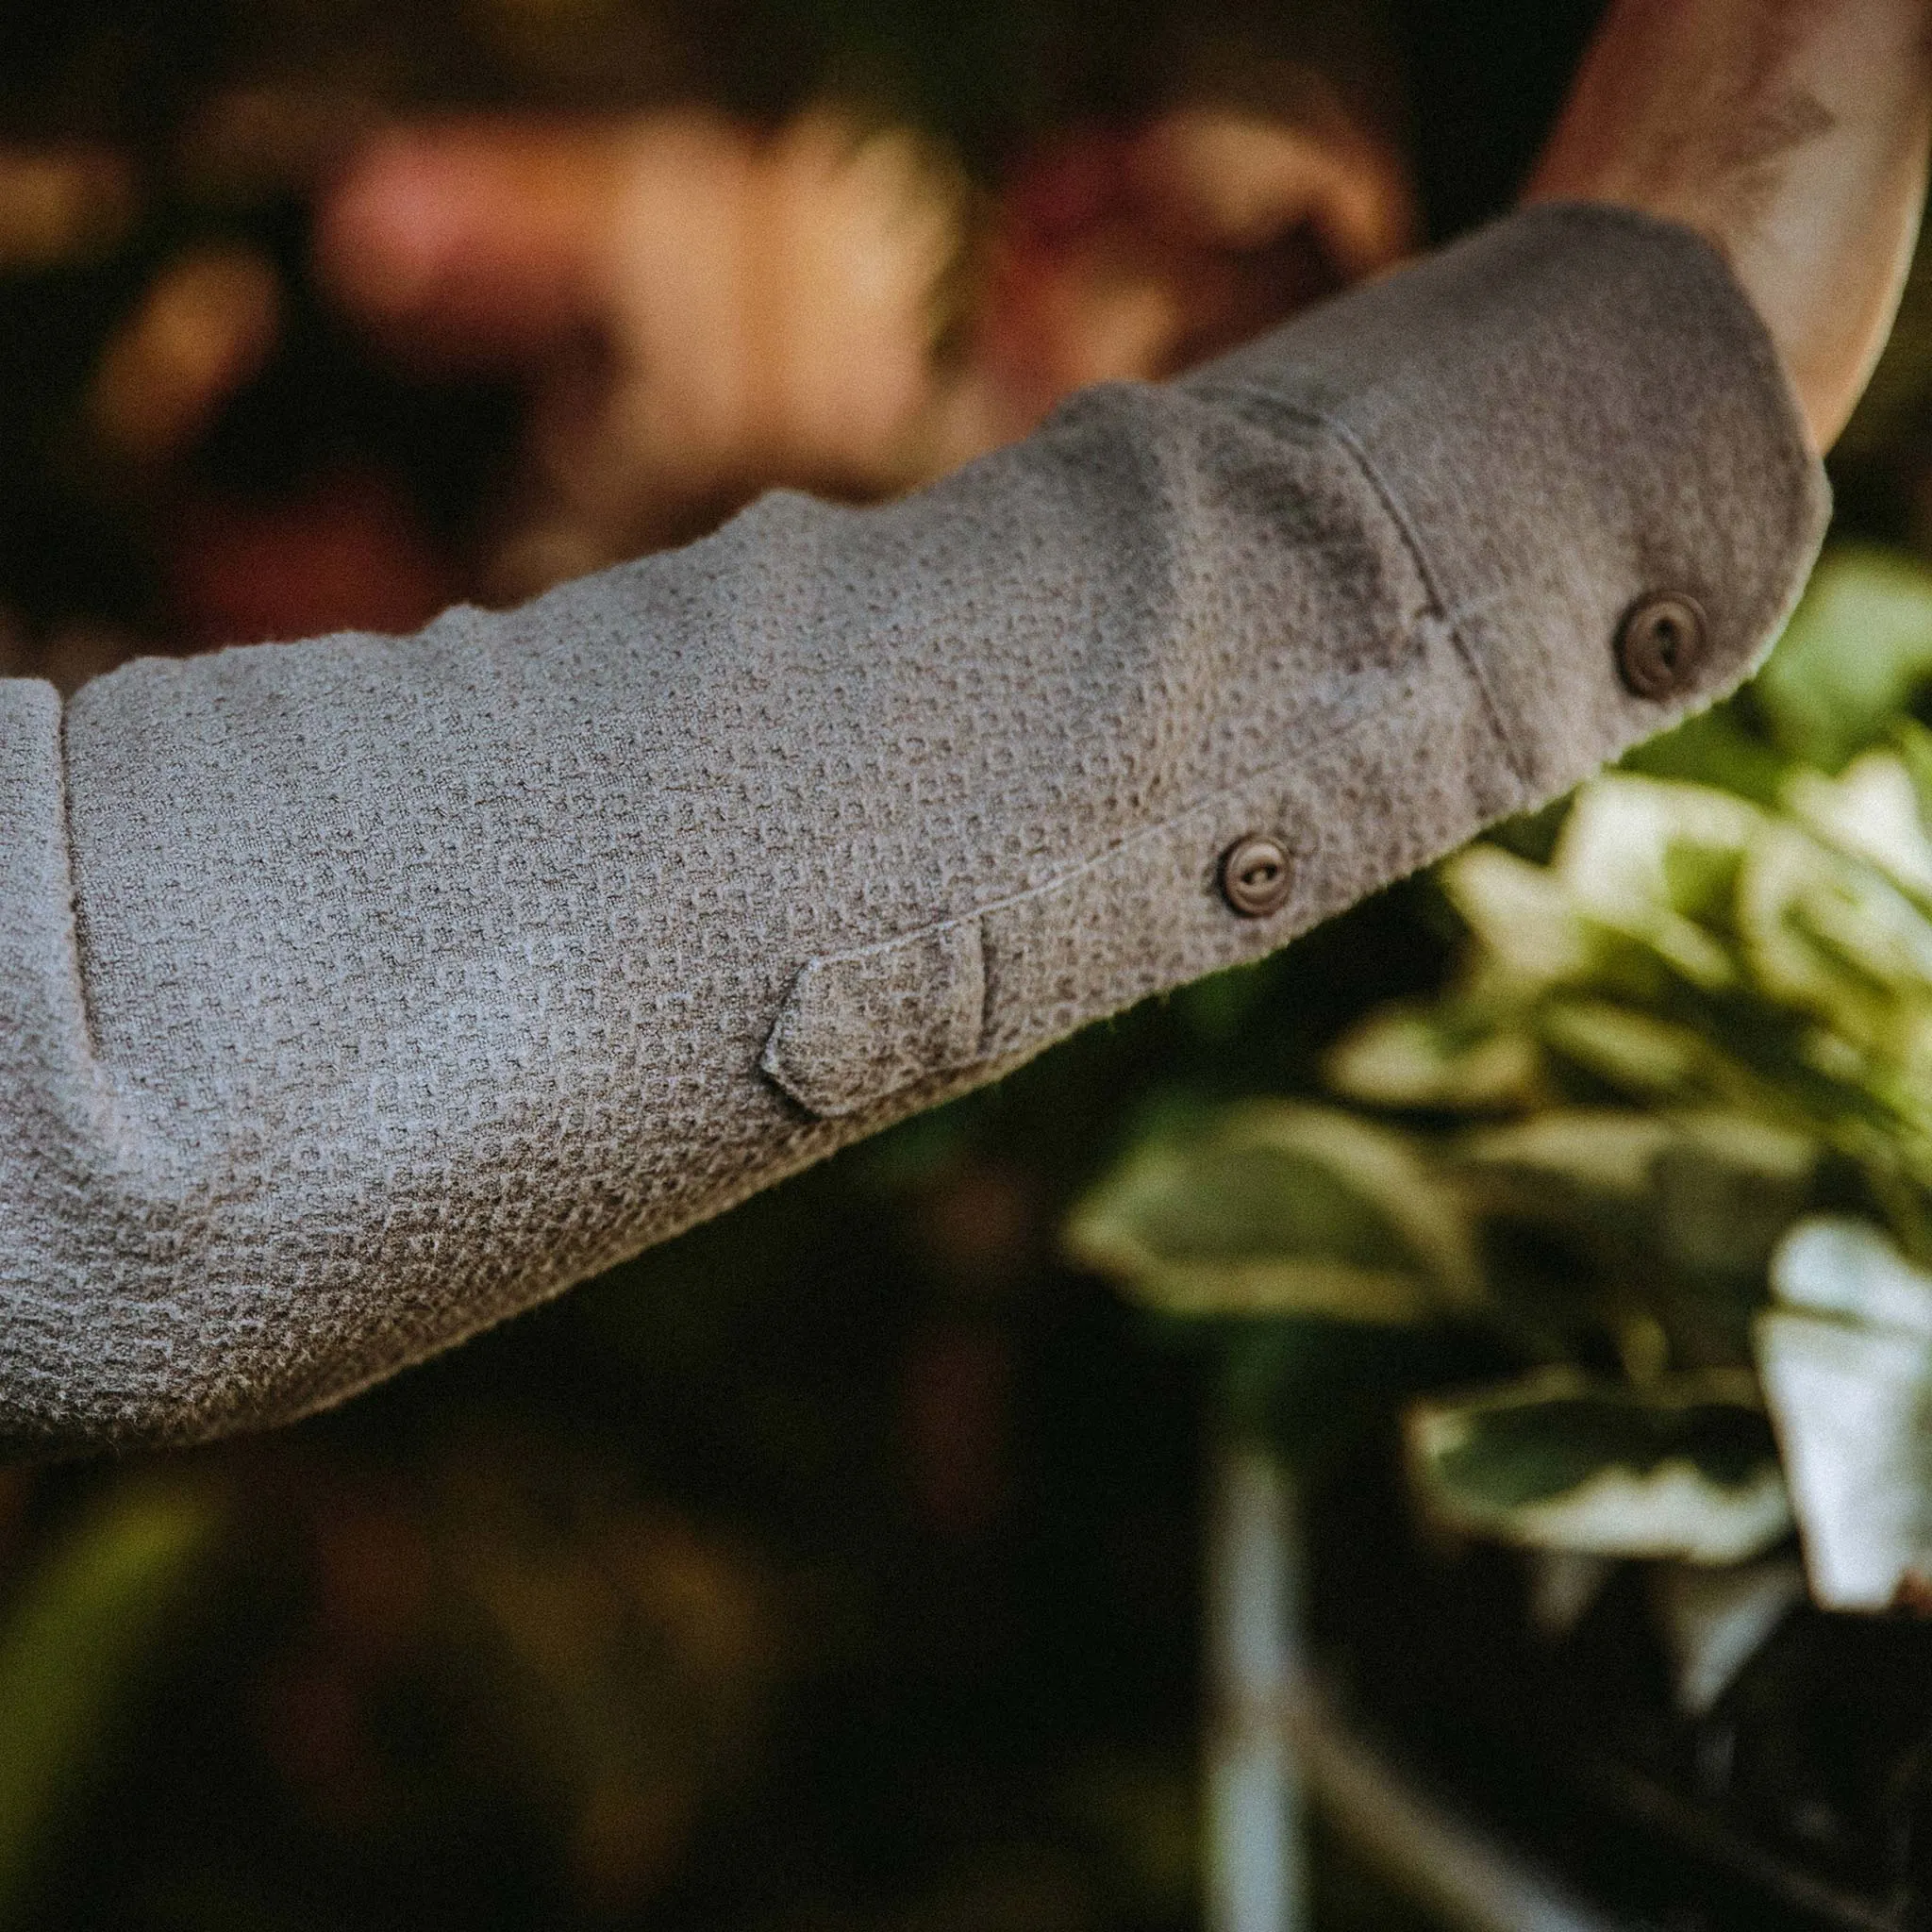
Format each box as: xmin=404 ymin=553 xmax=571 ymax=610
xmin=0 ymin=205 xmax=1828 ymax=1452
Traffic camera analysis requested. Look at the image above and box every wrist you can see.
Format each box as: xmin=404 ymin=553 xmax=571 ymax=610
xmin=1524 ymin=0 xmax=1932 ymax=452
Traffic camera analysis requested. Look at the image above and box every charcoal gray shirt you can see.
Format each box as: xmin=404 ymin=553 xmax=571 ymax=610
xmin=0 ymin=205 xmax=1829 ymax=1452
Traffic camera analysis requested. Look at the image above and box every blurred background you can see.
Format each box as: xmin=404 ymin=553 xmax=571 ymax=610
xmin=13 ymin=2 xmax=1932 ymax=1928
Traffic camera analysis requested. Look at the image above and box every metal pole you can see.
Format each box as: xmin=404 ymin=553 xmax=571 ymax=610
xmin=1206 ymin=1437 xmax=1306 ymax=1932
xmin=1205 ymin=1436 xmax=1625 ymax=1932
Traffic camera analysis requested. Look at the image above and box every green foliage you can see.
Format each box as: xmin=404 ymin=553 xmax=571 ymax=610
xmin=1406 ymin=1372 xmax=1789 ymax=1564
xmin=1066 ymin=545 xmax=1932 ymax=1594
xmin=1756 ymin=1217 xmax=1932 ymax=1610
xmin=1063 ymin=1100 xmax=1481 ymax=1324
xmin=1752 ymin=547 xmax=1932 ymax=772
xmin=1343 ymin=755 xmax=1932 ymax=1266
xmin=0 ymin=1483 xmax=218 ymax=1925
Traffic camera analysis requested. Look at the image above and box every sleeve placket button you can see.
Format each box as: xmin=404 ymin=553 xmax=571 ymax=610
xmin=1219 ymin=833 xmax=1293 ymax=917
xmin=1616 ymin=591 xmax=1707 ymax=699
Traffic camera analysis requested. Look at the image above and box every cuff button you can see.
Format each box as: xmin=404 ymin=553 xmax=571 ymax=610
xmin=1220 ymin=833 xmax=1293 ymax=917
xmin=1617 ymin=591 xmax=1707 ymax=699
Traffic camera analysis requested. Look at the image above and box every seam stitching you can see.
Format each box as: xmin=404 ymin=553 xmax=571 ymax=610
xmin=788 ymin=690 xmax=1396 ymax=978
xmin=784 ymin=391 xmax=1507 ymax=985
xmin=1187 ymin=388 xmax=1537 ymax=793
xmin=54 ymin=695 xmax=107 ymax=1072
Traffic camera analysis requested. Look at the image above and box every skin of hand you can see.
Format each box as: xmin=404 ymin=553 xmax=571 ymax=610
xmin=1526 ymin=0 xmax=1932 ymax=453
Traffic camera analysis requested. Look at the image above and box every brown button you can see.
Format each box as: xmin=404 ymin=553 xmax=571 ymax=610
xmin=1220 ymin=833 xmax=1293 ymax=917
xmin=1617 ymin=591 xmax=1707 ymax=699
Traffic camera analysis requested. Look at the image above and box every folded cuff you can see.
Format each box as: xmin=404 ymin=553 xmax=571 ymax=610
xmin=1184 ymin=201 xmax=1831 ymax=796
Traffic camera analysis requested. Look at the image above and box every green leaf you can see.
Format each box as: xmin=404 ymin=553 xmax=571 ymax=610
xmin=1619 ymin=701 xmax=1791 ymax=807
xmin=1649 ymin=1111 xmax=1818 ymax=1278
xmin=1757 ymin=1217 xmax=1932 ymax=1610
xmin=1440 ymin=779 xmax=1769 ymax=1009
xmin=1405 ymin=1372 xmax=1790 ymax=1563
xmin=1738 ymin=820 xmax=1932 ymax=1056
xmin=1551 ymin=777 xmax=1757 ymax=989
xmin=1753 ymin=547 xmax=1932 ymax=772
xmin=1757 ymin=1309 xmax=1932 ymax=1611
xmin=1453 ymin=1108 xmax=1815 ymax=1287
xmin=1892 ymin=717 xmax=1932 ymax=829
xmin=1438 ymin=844 xmax=1595 ymax=991
xmin=1772 ymin=1214 xmax=1932 ymax=1334
xmin=1457 ymin=1110 xmax=1678 ymax=1199
xmin=1557 ymin=776 xmax=1759 ymax=926
xmin=1063 ymin=1101 xmax=1480 ymax=1324
xmin=1786 ymin=750 xmax=1932 ymax=904
xmin=0 ymin=1484 xmax=220 ymax=1919
xmin=1536 ymin=1000 xmax=1712 ymax=1101
xmin=1323 ymin=1003 xmax=1541 ymax=1112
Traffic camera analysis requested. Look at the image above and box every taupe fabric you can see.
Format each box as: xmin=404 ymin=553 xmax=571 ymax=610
xmin=0 ymin=204 xmax=1827 ymax=1453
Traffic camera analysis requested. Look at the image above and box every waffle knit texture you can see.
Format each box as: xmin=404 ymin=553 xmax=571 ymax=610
xmin=0 ymin=205 xmax=1828 ymax=1452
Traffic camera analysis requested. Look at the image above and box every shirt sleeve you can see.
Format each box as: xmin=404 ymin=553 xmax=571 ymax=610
xmin=0 ymin=201 xmax=1827 ymax=1452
